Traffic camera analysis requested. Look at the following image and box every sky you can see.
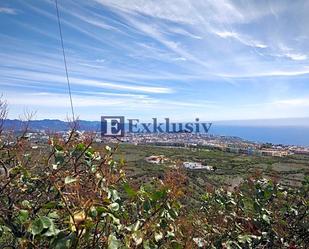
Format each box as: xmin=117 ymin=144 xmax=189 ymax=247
xmin=1 ymin=0 xmax=309 ymax=122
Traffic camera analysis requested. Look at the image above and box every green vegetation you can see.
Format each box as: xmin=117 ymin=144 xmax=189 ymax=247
xmin=0 ymin=132 xmax=308 ymax=248
xmin=0 ymin=130 xmax=184 ymax=248
xmin=114 ymin=144 xmax=309 ymax=190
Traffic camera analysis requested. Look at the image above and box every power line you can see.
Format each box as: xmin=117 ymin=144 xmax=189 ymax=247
xmin=54 ymin=0 xmax=75 ymax=121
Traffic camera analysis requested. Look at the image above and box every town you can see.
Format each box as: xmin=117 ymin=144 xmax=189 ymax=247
xmin=12 ymin=130 xmax=309 ymax=157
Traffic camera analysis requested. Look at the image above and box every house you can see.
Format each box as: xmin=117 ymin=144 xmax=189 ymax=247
xmin=183 ymin=162 xmax=214 ymax=170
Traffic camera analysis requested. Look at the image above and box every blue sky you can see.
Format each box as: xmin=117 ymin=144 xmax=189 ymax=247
xmin=1 ymin=0 xmax=309 ymax=121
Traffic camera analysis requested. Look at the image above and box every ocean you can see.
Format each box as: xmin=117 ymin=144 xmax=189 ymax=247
xmin=210 ymin=125 xmax=309 ymax=146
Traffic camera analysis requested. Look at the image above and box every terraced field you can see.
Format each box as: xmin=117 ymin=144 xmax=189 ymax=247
xmin=112 ymin=144 xmax=309 ymax=191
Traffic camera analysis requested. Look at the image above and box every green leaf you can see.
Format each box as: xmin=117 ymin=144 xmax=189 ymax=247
xmin=30 ymin=218 xmax=44 ymax=235
xmin=154 ymin=232 xmax=163 ymax=242
xmin=109 ymin=189 xmax=120 ymax=202
xmin=238 ymin=234 xmax=252 ymax=244
xmin=89 ymin=206 xmax=98 ymax=218
xmin=75 ymin=143 xmax=86 ymax=151
xmin=132 ymin=231 xmax=143 ymax=245
xmin=262 ymin=214 xmax=270 ymax=224
xmin=41 ymin=216 xmax=52 ymax=229
xmin=168 ymin=208 xmax=178 ymax=219
xmin=55 ymin=144 xmax=63 ymax=151
xmin=160 ymin=219 xmax=168 ymax=229
xmin=21 ymin=200 xmax=32 ymax=209
xmin=18 ymin=210 xmax=29 ymax=223
xmin=43 ymin=219 xmax=59 ymax=237
xmin=108 ymin=213 xmax=120 ymax=225
xmin=30 ymin=217 xmax=53 ymax=236
xmin=242 ymin=198 xmax=254 ymax=214
xmin=108 ymin=202 xmax=120 ymax=212
xmin=108 ymin=234 xmax=121 ymax=249
xmin=85 ymin=148 xmax=94 ymax=159
xmin=123 ymin=183 xmax=136 ymax=198
xmin=48 ymin=211 xmax=60 ymax=219
xmin=126 ymin=220 xmax=141 ymax=232
xmin=0 ymin=225 xmax=4 ymax=237
xmin=166 ymin=231 xmax=175 ymax=238
xmin=143 ymin=240 xmax=158 ymax=249
xmin=151 ymin=190 xmax=167 ymax=202
xmin=51 ymin=232 xmax=75 ymax=249
xmin=43 ymin=201 xmax=57 ymax=209
xmin=65 ymin=176 xmax=77 ymax=184
xmin=143 ymin=200 xmax=151 ymax=213
xmin=55 ymin=152 xmax=64 ymax=165
xmin=171 ymin=241 xmax=183 ymax=249
xmin=71 ymin=143 xmax=86 ymax=157
xmin=96 ymin=206 xmax=108 ymax=215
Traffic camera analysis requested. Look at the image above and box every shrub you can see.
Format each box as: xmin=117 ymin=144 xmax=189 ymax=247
xmin=0 ymin=127 xmax=184 ymax=248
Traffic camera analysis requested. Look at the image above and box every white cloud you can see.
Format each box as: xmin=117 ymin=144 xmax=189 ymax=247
xmin=219 ymin=67 xmax=309 ymax=78
xmin=272 ymin=44 xmax=308 ymax=61
xmin=214 ymin=30 xmax=267 ymax=49
xmin=111 ymin=12 xmax=210 ymax=69
xmin=0 ymin=68 xmax=174 ymax=94
xmin=0 ymin=7 xmax=17 ymax=15
xmin=14 ymin=92 xmax=149 ymax=107
xmin=166 ymin=27 xmax=202 ymax=39
xmin=5 ymin=91 xmax=213 ymax=113
xmin=78 ymin=78 xmax=173 ymax=93
xmin=95 ymin=0 xmax=280 ymax=25
xmin=285 ymin=53 xmax=307 ymax=61
xmin=173 ymin=57 xmax=187 ymax=61
xmin=94 ymin=0 xmax=196 ymax=24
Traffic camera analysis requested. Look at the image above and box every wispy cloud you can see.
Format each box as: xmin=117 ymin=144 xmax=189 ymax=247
xmin=0 ymin=7 xmax=17 ymax=15
xmin=285 ymin=53 xmax=307 ymax=61
xmin=0 ymin=68 xmax=173 ymax=94
xmin=4 ymin=91 xmax=215 ymax=118
xmin=219 ymin=67 xmax=309 ymax=78
xmin=273 ymin=44 xmax=308 ymax=61
xmin=214 ymin=30 xmax=267 ymax=48
xmin=172 ymin=57 xmax=187 ymax=61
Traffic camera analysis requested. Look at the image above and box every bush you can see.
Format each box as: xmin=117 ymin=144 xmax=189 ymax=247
xmin=0 ymin=127 xmax=184 ymax=248
xmin=185 ymin=176 xmax=309 ymax=248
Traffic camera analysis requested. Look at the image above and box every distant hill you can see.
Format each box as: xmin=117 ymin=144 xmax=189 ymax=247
xmin=3 ymin=117 xmax=309 ymax=132
xmin=3 ymin=119 xmax=101 ymax=132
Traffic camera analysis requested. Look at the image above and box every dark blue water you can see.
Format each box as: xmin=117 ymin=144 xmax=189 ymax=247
xmin=210 ymin=125 xmax=309 ymax=146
